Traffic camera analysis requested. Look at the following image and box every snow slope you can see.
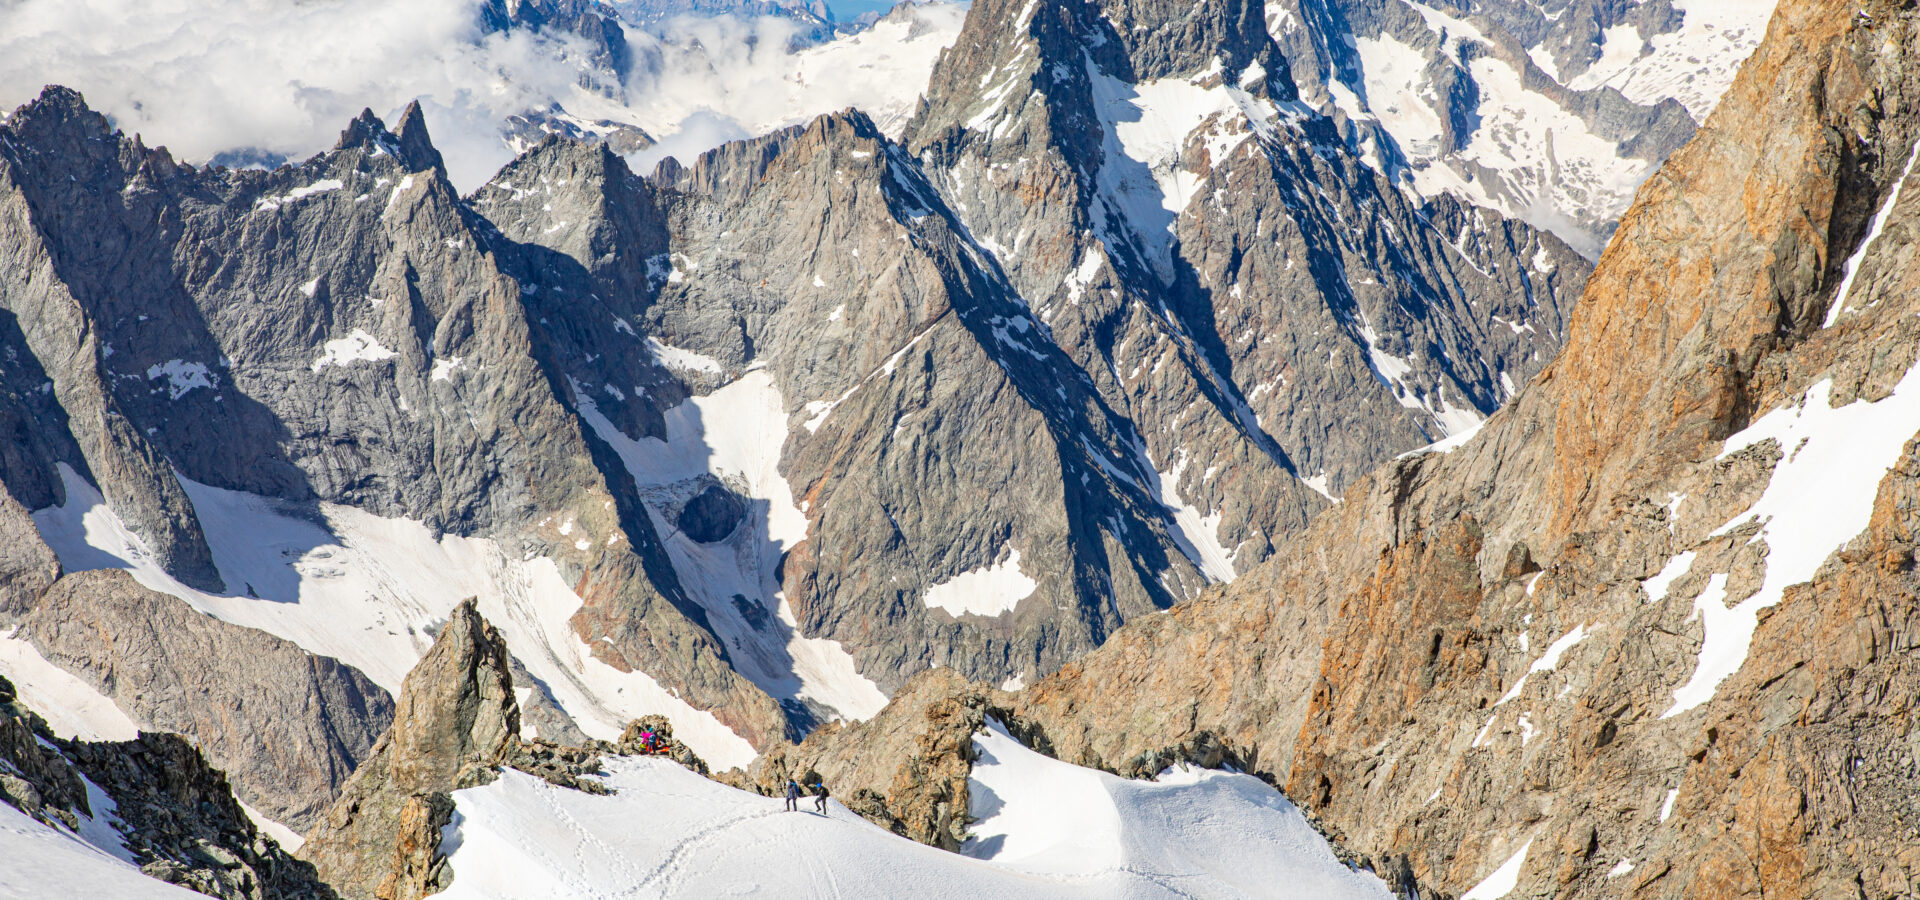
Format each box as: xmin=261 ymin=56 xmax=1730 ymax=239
xmin=0 ymin=630 xmax=140 ymax=741
xmin=29 ymin=464 xmax=757 ymax=770
xmin=575 ymin=371 xmax=889 ymax=723
xmin=0 ymin=801 xmax=200 ymax=900
xmin=1306 ymin=0 xmax=1778 ymax=254
xmin=1563 ymin=0 xmax=1777 ymax=122
xmin=621 ymin=3 xmax=969 ymax=172
xmin=433 ymin=727 xmax=1393 ymax=899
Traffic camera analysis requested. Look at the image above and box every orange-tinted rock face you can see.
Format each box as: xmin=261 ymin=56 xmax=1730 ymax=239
xmin=981 ymin=1 xmax=1920 ymax=896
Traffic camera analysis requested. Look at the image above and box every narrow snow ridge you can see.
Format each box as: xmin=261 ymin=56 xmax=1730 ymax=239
xmin=0 ymin=629 xmax=139 ymax=742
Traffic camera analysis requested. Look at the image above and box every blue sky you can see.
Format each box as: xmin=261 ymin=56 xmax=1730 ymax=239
xmin=832 ymin=0 xmax=902 ymax=17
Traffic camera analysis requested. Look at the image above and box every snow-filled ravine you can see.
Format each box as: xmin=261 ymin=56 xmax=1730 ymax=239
xmin=431 ymin=722 xmax=1394 ymax=900
xmin=24 ymin=463 xmax=758 ymax=770
xmin=573 ymin=368 xmax=889 ymax=723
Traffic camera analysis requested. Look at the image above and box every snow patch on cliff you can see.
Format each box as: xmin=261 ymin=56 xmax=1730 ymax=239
xmin=1664 ymin=361 xmax=1920 ymax=717
xmin=923 ymin=548 xmax=1038 ymax=618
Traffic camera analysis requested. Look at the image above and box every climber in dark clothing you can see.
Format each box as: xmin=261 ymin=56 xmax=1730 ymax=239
xmin=811 ymin=781 xmax=829 ymax=813
xmin=784 ymin=779 xmax=802 ymax=812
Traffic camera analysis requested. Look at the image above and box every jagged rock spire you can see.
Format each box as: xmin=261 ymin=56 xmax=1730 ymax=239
xmin=300 ymin=599 xmax=520 ymax=900
xmin=333 ymin=101 xmax=443 ymax=173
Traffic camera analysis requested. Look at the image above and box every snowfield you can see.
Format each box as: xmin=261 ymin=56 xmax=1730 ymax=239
xmin=0 ymin=801 xmax=201 ymax=900
xmin=432 ymin=724 xmax=1394 ymax=900
xmin=28 ymin=464 xmax=757 ymax=770
xmin=1306 ymin=0 xmax=1779 ymax=254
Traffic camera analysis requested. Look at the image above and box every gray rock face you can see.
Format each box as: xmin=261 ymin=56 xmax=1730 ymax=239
xmin=18 ymin=569 xmax=394 ymax=832
xmin=0 ymin=478 xmax=58 ymax=624
xmin=484 ymin=117 xmax=1225 ymax=698
xmin=905 ymin=0 xmax=1586 ymax=503
xmin=0 ymin=88 xmax=790 ymax=747
xmin=0 ymin=94 xmax=224 ymax=593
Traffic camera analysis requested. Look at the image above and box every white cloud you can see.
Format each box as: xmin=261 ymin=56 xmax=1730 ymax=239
xmin=0 ymin=0 xmax=967 ymax=191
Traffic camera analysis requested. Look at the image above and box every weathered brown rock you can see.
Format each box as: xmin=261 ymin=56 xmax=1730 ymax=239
xmin=809 ymin=1 xmax=1920 ymax=896
xmin=371 ymin=794 xmax=454 ymax=900
xmin=299 ymin=599 xmax=518 ymax=900
xmin=19 ymin=568 xmax=393 ymax=832
xmin=736 ymin=669 xmax=1010 ymax=850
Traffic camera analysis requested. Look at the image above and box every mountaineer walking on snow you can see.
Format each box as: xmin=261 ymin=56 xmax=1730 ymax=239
xmin=811 ymin=780 xmax=829 ymax=813
xmin=784 ymin=779 xmax=802 ymax=812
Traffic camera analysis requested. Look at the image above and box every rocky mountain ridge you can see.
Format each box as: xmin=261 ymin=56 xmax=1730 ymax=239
xmin=0 ymin=0 xmax=1588 ymax=765
xmin=1269 ymin=0 xmax=1775 ymax=254
xmin=0 ymin=672 xmax=334 ymax=899
xmin=770 ymin=0 xmax=1920 ymax=896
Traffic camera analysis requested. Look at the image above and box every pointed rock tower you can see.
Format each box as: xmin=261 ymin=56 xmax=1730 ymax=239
xmin=299 ymin=599 xmax=520 ymax=900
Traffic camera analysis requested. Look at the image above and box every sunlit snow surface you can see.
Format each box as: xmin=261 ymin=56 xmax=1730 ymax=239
xmin=0 ymin=630 xmax=140 ymax=741
xmin=1663 ymin=361 xmax=1920 ymax=716
xmin=923 ymin=548 xmax=1039 ymax=618
xmin=28 ymin=463 xmax=757 ymax=770
xmin=433 ymin=724 xmax=1393 ymax=900
xmin=574 ymin=371 xmax=890 ymax=722
xmin=1562 ymin=0 xmax=1776 ymax=122
xmin=0 ymin=801 xmax=200 ymax=900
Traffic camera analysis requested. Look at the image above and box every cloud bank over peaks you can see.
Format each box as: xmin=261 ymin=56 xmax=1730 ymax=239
xmin=0 ymin=0 xmax=967 ymax=190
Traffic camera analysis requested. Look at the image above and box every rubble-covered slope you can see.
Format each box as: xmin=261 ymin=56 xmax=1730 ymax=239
xmin=0 ymin=673 xmax=333 ymax=899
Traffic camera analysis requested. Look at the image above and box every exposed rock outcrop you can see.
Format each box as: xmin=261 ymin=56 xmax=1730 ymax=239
xmin=0 ymin=478 xmax=58 ymax=624
xmin=299 ymin=599 xmax=719 ymax=899
xmin=732 ymin=669 xmax=1010 ymax=850
xmin=0 ymin=674 xmax=336 ymax=900
xmin=299 ymin=600 xmax=517 ymax=900
xmin=18 ymin=569 xmax=394 ymax=832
